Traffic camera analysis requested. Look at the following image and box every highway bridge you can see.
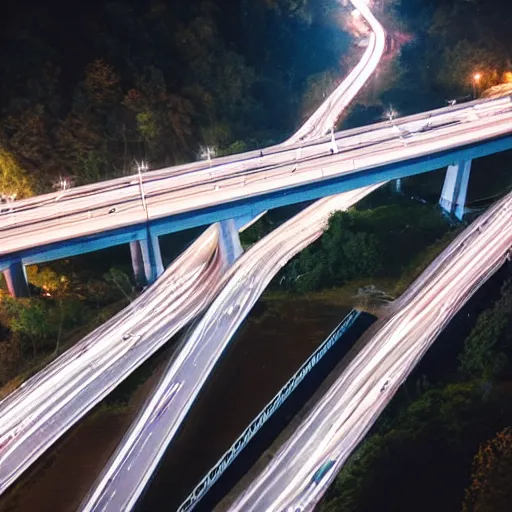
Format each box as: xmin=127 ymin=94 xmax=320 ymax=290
xmin=0 ymin=0 xmax=510 ymax=510
xmin=2 ymin=96 xmax=512 ymax=297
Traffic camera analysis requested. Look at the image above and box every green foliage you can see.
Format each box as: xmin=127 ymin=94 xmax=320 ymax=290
xmin=75 ymin=151 xmax=109 ymax=185
xmin=0 ymin=0 xmax=341 ymax=187
xmin=103 ymin=267 xmax=134 ymax=302
xmin=458 ymin=279 xmax=512 ymax=380
xmin=359 ymin=0 xmax=512 ymax=123
xmin=26 ymin=265 xmax=69 ymax=296
xmin=3 ymin=298 xmax=55 ymax=358
xmin=269 ymin=0 xmax=312 ymax=24
xmin=0 ymin=147 xmax=33 ymax=198
xmin=135 ymin=111 xmax=159 ymax=143
xmin=217 ymin=140 xmax=249 ymax=157
xmin=463 ymin=427 xmax=512 ymax=512
xmin=0 ymin=260 xmax=131 ymax=385
xmin=84 ymin=59 xmax=120 ymax=104
xmin=319 ymin=270 xmax=512 ymax=512
xmin=300 ymin=70 xmax=338 ymax=119
xmin=318 ymin=382 xmax=512 ymax=512
xmin=280 ymin=203 xmax=450 ymax=293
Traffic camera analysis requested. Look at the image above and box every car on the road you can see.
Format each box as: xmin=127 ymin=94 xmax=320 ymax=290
xmin=311 ymin=459 xmax=336 ymax=485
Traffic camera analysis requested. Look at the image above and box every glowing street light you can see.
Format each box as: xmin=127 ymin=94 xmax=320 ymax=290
xmin=472 ymin=72 xmax=482 ymax=98
xmin=384 ymin=106 xmax=399 ymax=122
xmin=199 ymin=146 xmax=216 ymax=168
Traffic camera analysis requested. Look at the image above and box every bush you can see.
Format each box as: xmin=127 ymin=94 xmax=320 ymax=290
xmin=279 ymin=203 xmax=450 ymax=292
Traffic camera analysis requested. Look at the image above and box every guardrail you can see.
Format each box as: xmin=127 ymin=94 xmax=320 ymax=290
xmin=178 ymin=309 xmax=362 ymax=512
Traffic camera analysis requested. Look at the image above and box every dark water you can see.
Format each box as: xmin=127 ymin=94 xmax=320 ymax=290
xmin=136 ymin=299 xmax=352 ymax=511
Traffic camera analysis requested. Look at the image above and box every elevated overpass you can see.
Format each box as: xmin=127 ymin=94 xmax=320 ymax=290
xmin=1 ymin=96 xmax=512 ymax=296
xmin=0 ymin=0 xmax=510 ymax=508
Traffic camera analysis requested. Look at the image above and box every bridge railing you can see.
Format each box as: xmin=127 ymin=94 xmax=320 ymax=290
xmin=177 ymin=309 xmax=361 ymax=512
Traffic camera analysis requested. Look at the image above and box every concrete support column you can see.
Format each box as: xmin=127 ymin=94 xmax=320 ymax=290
xmin=395 ymin=178 xmax=402 ymax=194
xmin=219 ymin=218 xmax=243 ymax=265
xmin=129 ymin=234 xmax=164 ymax=287
xmin=129 ymin=241 xmax=145 ymax=287
xmin=3 ymin=260 xmax=29 ymax=297
xmin=439 ymin=160 xmax=472 ymax=221
xmin=140 ymin=234 xmax=164 ymax=285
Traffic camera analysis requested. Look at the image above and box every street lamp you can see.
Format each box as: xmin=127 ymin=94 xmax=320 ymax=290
xmin=472 ymin=72 xmax=482 ymax=98
xmin=330 ymin=125 xmax=339 ymax=154
xmin=199 ymin=146 xmax=216 ymax=168
xmin=384 ymin=106 xmax=399 ymax=122
xmin=136 ymin=161 xmax=148 ymax=217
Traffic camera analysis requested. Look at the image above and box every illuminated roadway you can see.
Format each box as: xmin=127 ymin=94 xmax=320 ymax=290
xmin=80 ymin=185 xmax=382 ymax=511
xmin=80 ymin=2 xmax=386 ymax=508
xmin=82 ymin=1 xmax=510 ymax=509
xmin=284 ymin=0 xmax=384 ymax=144
xmin=0 ymin=0 xmax=510 ymax=507
xmin=1 ymin=97 xmax=512 ymax=257
xmin=0 ymin=224 xmax=228 ymax=495
xmin=0 ymin=0 xmax=384 ymax=496
xmin=227 ymin=191 xmax=512 ymax=512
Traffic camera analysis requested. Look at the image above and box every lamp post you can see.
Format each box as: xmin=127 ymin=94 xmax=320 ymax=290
xmin=472 ymin=72 xmax=482 ymax=99
xmin=330 ymin=125 xmax=339 ymax=154
xmin=137 ymin=161 xmax=148 ymax=218
xmin=200 ymin=146 xmax=216 ymax=167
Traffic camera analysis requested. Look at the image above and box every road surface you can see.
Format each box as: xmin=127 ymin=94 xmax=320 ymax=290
xmin=1 ymin=96 xmax=511 ymax=260
xmin=80 ymin=3 xmax=511 ymax=509
xmin=0 ymin=225 xmax=227 ymax=495
xmin=285 ymin=0 xmax=385 ymax=143
xmin=0 ymin=0 xmax=383 ymax=496
xmin=227 ymin=191 xmax=512 ymax=512
xmin=79 ymin=184 xmax=383 ymax=512
xmin=79 ymin=1 xmax=388 ymax=508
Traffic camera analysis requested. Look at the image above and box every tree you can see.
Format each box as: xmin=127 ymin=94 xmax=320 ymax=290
xmin=462 ymin=427 xmax=512 ymax=512
xmin=0 ymin=147 xmax=33 ymax=198
xmin=103 ymin=268 xmax=134 ymax=302
xmin=317 ymin=383 xmax=506 ymax=512
xmin=4 ymin=299 xmax=55 ymax=359
xmin=84 ymin=60 xmax=121 ymax=105
xmin=458 ymin=279 xmax=512 ymax=380
xmin=26 ymin=265 xmax=69 ymax=297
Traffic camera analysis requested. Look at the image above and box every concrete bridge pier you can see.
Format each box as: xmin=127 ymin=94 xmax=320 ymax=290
xmin=130 ymin=234 xmax=164 ymax=287
xmin=130 ymin=241 xmax=146 ymax=287
xmin=439 ymin=160 xmax=472 ymax=220
xmin=3 ymin=260 xmax=29 ymax=297
xmin=219 ymin=218 xmax=243 ymax=265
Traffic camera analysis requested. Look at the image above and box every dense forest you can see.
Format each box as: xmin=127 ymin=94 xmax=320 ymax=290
xmin=0 ymin=0 xmax=348 ymax=196
xmin=275 ymin=200 xmax=452 ymax=292
xmin=2 ymin=0 xmax=512 ymax=198
xmin=342 ymin=0 xmax=512 ymax=125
